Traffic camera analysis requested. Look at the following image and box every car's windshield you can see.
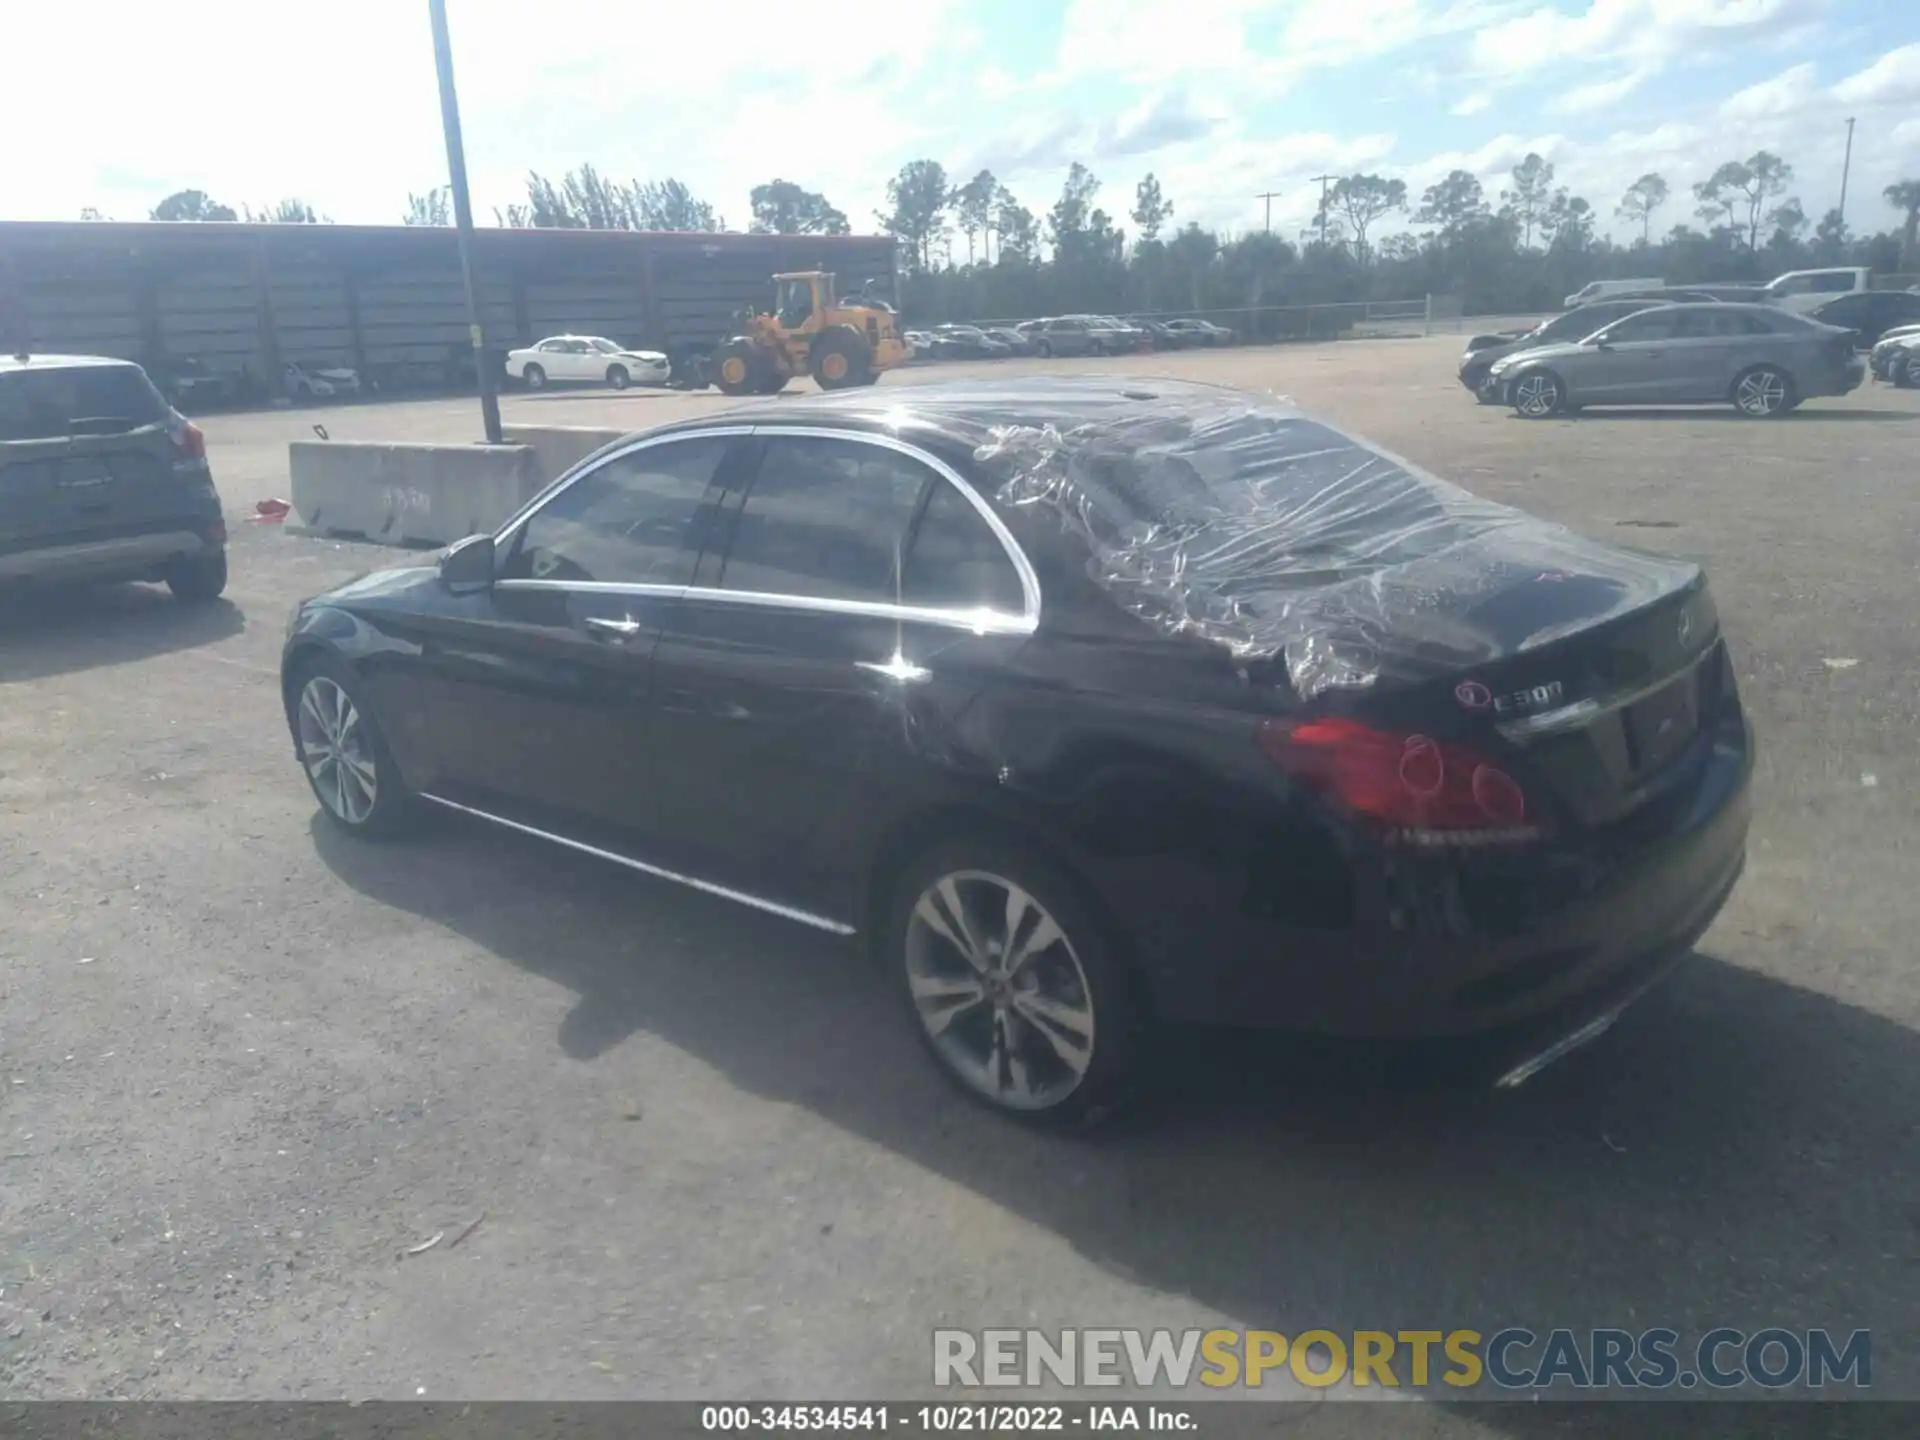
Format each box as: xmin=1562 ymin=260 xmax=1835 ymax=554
xmin=0 ymin=365 xmax=170 ymax=442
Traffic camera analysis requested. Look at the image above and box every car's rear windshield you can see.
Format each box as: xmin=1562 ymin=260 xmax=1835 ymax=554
xmin=0 ymin=364 xmax=170 ymax=442
xmin=984 ymin=405 xmax=1501 ymax=591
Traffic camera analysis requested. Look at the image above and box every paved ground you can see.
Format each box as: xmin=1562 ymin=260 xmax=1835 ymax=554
xmin=3 ymin=340 xmax=1918 ymax=1419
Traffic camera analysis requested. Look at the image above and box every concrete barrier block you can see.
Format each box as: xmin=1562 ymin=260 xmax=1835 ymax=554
xmin=289 ymin=440 xmax=541 ymax=547
xmin=500 ymin=424 xmax=632 ymax=487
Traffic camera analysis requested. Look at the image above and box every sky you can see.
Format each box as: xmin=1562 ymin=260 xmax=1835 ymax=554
xmin=11 ymin=1 xmax=1919 ymax=248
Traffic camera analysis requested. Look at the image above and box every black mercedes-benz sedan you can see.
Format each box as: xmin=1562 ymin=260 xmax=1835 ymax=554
xmin=281 ymin=377 xmax=1752 ymax=1123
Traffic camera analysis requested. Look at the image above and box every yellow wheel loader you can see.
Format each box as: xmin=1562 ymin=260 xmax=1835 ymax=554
xmin=711 ymin=272 xmax=911 ymax=396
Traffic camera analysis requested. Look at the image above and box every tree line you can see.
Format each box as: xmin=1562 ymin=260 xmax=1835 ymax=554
xmin=113 ymin=150 xmax=1920 ymax=328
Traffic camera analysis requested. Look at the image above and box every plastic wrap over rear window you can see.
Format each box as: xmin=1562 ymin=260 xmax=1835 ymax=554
xmin=971 ymin=393 xmax=1694 ymax=699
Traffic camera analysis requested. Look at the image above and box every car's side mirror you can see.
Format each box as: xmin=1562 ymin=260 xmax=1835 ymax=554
xmin=438 ymin=532 xmax=496 ymax=590
xmin=1589 ymin=338 xmax=1613 ymax=351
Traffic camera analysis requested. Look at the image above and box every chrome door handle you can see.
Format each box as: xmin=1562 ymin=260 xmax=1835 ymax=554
xmin=583 ymin=614 xmax=642 ymax=638
xmin=856 ymin=655 xmax=932 ymax=684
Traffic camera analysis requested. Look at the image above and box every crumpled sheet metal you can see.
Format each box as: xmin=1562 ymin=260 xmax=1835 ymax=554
xmin=971 ymin=393 xmax=1696 ymax=700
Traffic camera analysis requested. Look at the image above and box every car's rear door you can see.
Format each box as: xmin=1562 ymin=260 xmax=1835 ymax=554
xmin=0 ymin=364 xmax=206 ymax=566
xmin=641 ymin=428 xmax=1037 ymax=921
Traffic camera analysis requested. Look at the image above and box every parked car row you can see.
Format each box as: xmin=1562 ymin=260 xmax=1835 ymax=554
xmin=904 ymin=314 xmax=1240 ymax=363
xmin=1464 ymin=300 xmax=1867 ymax=419
xmin=1456 ymin=276 xmax=1920 ymax=418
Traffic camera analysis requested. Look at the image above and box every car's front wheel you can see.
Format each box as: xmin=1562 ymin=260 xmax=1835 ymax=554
xmin=887 ymin=837 xmax=1141 ymax=1126
xmin=1034 ymin=340 xmax=1052 ymax=358
xmin=521 ymin=363 xmax=547 ymax=390
xmin=1895 ymin=354 xmax=1919 ymax=389
xmin=606 ymin=365 xmax=630 ymax=390
xmin=290 ymin=660 xmax=413 ymax=837
xmin=1510 ymin=369 xmax=1566 ymax=418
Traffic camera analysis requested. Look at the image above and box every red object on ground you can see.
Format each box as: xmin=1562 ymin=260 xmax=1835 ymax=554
xmin=251 ymin=498 xmax=292 ymax=523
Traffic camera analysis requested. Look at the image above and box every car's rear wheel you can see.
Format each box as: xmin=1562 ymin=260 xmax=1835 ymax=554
xmin=1731 ymin=365 xmax=1794 ymax=418
xmin=290 ymin=660 xmax=413 ymax=837
xmin=888 ymin=837 xmax=1141 ymax=1126
xmin=522 ymin=363 xmax=547 ymax=391
xmin=606 ymin=365 xmax=630 ymax=390
xmin=165 ymin=549 xmax=227 ymax=602
xmin=1510 ymin=369 xmax=1566 ymax=418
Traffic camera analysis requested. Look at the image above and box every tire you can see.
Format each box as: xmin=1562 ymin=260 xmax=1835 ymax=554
xmin=288 ymin=656 xmax=414 ymax=838
xmin=757 ymin=371 xmax=789 ymax=396
xmin=809 ymin=326 xmax=872 ymax=391
xmin=606 ymin=365 xmax=630 ymax=390
xmin=1731 ymin=364 xmax=1794 ymax=418
xmin=1510 ymin=369 xmax=1566 ymax=419
xmin=713 ymin=340 xmax=763 ymax=397
xmin=522 ymin=363 xmax=547 ymax=391
xmin=1896 ymin=355 xmax=1919 ymax=390
xmin=1034 ymin=340 xmax=1052 ymax=358
xmin=165 ymin=549 xmax=227 ymax=603
xmin=885 ymin=835 xmax=1142 ymax=1126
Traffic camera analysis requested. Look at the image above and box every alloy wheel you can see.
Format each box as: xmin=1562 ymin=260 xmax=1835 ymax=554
xmin=1513 ymin=374 xmax=1559 ymax=416
xmin=1735 ymin=369 xmax=1787 ymax=415
xmin=904 ymin=870 xmax=1095 ymax=1112
xmin=297 ymin=675 xmax=378 ymax=825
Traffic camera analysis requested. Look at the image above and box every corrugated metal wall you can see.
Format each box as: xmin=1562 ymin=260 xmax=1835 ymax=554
xmin=0 ymin=224 xmax=897 ymax=388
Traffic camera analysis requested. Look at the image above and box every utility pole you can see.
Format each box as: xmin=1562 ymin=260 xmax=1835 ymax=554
xmin=1255 ymin=189 xmax=1282 ymax=234
xmin=1838 ymin=116 xmax=1857 ymax=228
xmin=1310 ymin=174 xmax=1337 ymax=248
xmin=428 ymin=0 xmax=502 ymax=444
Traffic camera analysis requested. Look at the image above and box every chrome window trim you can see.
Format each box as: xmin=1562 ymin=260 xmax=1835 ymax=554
xmin=493 ymin=576 xmax=1034 ymax=636
xmin=418 ymin=792 xmax=855 ymax=935
xmin=492 ymin=421 xmax=1044 ymax=637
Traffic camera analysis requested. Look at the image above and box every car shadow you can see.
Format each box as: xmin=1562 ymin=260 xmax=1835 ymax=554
xmin=0 ymin=584 xmax=245 ymax=684
xmin=310 ymin=811 xmax=1917 ymax=1406
xmin=1540 ymin=406 xmax=1918 ymax=422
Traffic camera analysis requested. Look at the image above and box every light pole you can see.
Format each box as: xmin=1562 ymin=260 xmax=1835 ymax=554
xmin=1255 ymin=190 xmax=1281 ymax=234
xmin=1837 ymin=116 xmax=1857 ymax=230
xmin=428 ymin=0 xmax=503 ymax=444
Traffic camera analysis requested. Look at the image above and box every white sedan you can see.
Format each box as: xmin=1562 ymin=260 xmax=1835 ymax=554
xmin=505 ymin=335 xmax=670 ymax=390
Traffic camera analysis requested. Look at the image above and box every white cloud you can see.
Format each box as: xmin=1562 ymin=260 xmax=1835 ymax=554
xmin=1466 ymin=0 xmax=1827 ymax=93
xmin=1451 ymin=92 xmax=1494 ymax=116
xmin=1718 ymin=63 xmax=1821 ymax=121
xmin=1832 ymin=42 xmax=1920 ymax=106
xmin=1550 ymin=70 xmax=1651 ymax=115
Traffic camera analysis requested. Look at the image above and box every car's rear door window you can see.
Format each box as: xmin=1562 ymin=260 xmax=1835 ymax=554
xmin=502 ymin=435 xmax=730 ymax=586
xmin=716 ymin=435 xmax=930 ymax=603
xmin=899 ymin=478 xmax=1025 ymax=614
xmin=0 ymin=365 xmax=169 ymax=442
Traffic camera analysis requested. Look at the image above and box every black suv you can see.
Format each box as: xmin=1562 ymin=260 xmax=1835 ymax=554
xmin=0 ymin=354 xmax=227 ymax=600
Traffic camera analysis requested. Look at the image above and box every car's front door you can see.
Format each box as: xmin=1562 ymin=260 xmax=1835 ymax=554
xmin=397 ymin=430 xmax=748 ymax=833
xmin=1573 ymin=308 xmax=1685 ymax=401
xmin=641 ymin=429 xmax=1037 ymax=921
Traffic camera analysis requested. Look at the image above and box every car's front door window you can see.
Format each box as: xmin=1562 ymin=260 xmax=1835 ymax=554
xmin=502 ymin=436 xmax=731 ymax=587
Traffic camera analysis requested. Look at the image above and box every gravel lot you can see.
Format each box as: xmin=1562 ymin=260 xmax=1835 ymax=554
xmin=4 ymin=339 xmax=1917 ymax=1418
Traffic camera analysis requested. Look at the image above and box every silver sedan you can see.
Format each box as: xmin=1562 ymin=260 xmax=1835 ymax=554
xmin=1489 ymin=303 xmax=1865 ymax=419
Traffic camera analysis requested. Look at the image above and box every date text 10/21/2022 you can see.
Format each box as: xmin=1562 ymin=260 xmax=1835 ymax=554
xmin=702 ymin=1405 xmax=1196 ymax=1431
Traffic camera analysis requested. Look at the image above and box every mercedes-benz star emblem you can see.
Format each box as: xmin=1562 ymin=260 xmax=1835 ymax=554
xmin=1455 ymin=680 xmax=1493 ymax=710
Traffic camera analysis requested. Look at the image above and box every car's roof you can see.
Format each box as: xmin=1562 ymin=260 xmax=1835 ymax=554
xmin=0 ymin=352 xmax=144 ymax=373
xmin=637 ymin=375 xmax=1272 ymax=452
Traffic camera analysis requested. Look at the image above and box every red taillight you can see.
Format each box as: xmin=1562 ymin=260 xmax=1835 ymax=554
xmin=1256 ymin=716 xmax=1540 ymax=846
xmin=170 ymin=415 xmax=206 ymax=461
